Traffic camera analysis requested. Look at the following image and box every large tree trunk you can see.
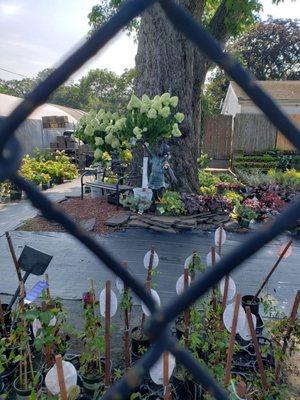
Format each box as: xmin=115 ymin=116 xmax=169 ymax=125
xmin=134 ymin=2 xmax=208 ymax=192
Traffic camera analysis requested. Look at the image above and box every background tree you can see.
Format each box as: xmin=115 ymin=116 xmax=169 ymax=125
xmin=88 ymin=1 xmax=287 ymax=191
xmin=0 ymin=67 xmax=135 ymax=111
xmin=204 ymin=18 xmax=300 ymax=116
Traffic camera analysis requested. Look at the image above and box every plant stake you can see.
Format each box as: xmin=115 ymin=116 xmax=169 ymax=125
xmin=245 ymin=306 xmax=269 ymax=391
xmin=55 ymin=355 xmax=68 ymax=400
xmin=123 ymin=262 xmax=131 ymax=369
xmin=253 ymin=240 xmax=292 ymax=301
xmin=105 ymin=281 xmax=111 ymax=388
xmin=45 ymin=273 xmax=51 ymax=301
xmin=275 ymin=290 xmax=300 ymax=380
xmin=224 ymin=293 xmax=241 ymax=385
xmin=0 ymin=297 xmax=7 ymax=336
xmin=183 ymin=267 xmax=190 ymax=347
xmin=163 ymin=352 xmax=171 ymax=400
xmin=146 ymin=246 xmax=155 ymax=282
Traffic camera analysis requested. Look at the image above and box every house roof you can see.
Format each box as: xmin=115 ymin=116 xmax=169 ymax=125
xmin=230 ymin=81 xmax=300 ymax=102
xmin=0 ymin=93 xmax=86 ymax=122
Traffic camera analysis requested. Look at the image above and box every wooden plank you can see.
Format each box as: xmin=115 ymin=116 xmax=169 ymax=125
xmin=55 ymin=355 xmax=68 ymax=400
xmin=202 ymin=115 xmax=232 ymax=160
xmin=233 ymin=114 xmax=277 ymax=153
xmin=276 ymin=115 xmax=300 ymax=151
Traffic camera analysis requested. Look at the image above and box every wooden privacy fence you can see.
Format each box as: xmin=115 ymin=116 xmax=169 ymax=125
xmin=202 ymin=113 xmax=300 ymax=163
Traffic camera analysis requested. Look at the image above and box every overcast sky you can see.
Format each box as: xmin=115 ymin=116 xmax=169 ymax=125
xmin=0 ymin=0 xmax=299 ymax=82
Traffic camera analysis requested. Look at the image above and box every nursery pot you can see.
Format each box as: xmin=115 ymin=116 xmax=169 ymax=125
xmin=81 ymin=358 xmax=111 ymax=395
xmin=238 ymin=218 xmax=250 ymax=228
xmin=13 ymin=372 xmax=42 ymax=400
xmin=131 ymin=326 xmax=151 ymax=362
xmin=0 ymin=362 xmax=17 ymax=385
xmin=241 ymin=295 xmax=260 ymax=316
xmin=41 ymin=182 xmax=50 ymax=191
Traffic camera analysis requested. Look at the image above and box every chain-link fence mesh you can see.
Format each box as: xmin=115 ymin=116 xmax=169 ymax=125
xmin=1 ymin=1 xmax=299 ymax=399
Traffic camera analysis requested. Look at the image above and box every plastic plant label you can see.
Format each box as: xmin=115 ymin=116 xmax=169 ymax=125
xmin=184 ymin=255 xmax=193 ymax=269
xmin=115 ymin=277 xmax=124 ymax=294
xmin=206 ymin=251 xmax=220 ymax=266
xmin=239 ymin=314 xmax=257 ymax=341
xmin=45 ymin=360 xmax=77 ymax=395
xmin=223 ymin=303 xmax=246 ymax=334
xmin=143 ymin=250 xmax=159 ymax=269
xmin=99 ymin=288 xmax=118 ymax=317
xmin=32 ymin=316 xmax=57 ymax=338
xmin=150 ymin=353 xmax=176 ymax=385
xmin=176 ymin=274 xmax=191 ymax=295
xmin=219 ymin=276 xmax=236 ymax=303
xmin=214 ymin=227 xmax=226 ymax=246
xmin=25 ymin=281 xmax=49 ymax=304
xmin=141 ymin=289 xmax=161 ymax=316
xmin=277 ymin=243 xmax=292 ymax=259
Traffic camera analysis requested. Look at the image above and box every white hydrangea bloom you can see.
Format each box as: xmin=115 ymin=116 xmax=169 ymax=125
xmin=95 ymin=137 xmax=104 ymax=146
xmin=152 ymin=98 xmax=162 ymax=111
xmin=111 ymin=139 xmax=120 ymax=149
xmin=94 ymin=148 xmax=102 ymax=160
xmin=161 ymin=93 xmax=171 ymax=104
xmin=172 ymin=123 xmax=182 ymax=137
xmin=170 ymin=96 xmax=179 ymax=107
xmin=175 ymin=112 xmax=185 ymax=123
xmin=133 ymin=127 xmax=142 ymax=136
xmin=159 ymin=106 xmax=171 ymax=118
xmin=147 ymin=108 xmax=157 ymax=119
xmin=127 ymin=94 xmax=141 ymax=110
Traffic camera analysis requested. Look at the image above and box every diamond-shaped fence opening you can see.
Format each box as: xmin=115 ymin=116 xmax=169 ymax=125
xmin=0 ymin=1 xmax=299 ymax=399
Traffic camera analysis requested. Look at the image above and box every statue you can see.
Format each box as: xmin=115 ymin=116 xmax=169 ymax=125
xmin=143 ymin=142 xmax=177 ymax=201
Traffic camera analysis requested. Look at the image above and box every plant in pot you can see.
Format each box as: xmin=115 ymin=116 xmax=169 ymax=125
xmin=11 ymin=304 xmax=43 ymax=399
xmin=40 ymin=173 xmax=51 ymax=190
xmin=79 ymin=291 xmax=105 ymax=395
xmin=231 ymin=204 xmax=258 ymax=228
xmin=24 ymin=297 xmax=69 ymax=370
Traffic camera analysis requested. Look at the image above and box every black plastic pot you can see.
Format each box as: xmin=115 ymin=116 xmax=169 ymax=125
xmin=238 ymin=218 xmax=250 ymax=228
xmin=172 ymin=375 xmax=203 ymax=400
xmin=0 ymin=362 xmax=18 ymax=385
xmin=41 ymin=182 xmax=50 ymax=191
xmin=131 ymin=326 xmax=151 ymax=362
xmin=81 ymin=373 xmax=103 ymax=395
xmin=241 ymin=295 xmax=260 ymax=316
xmin=13 ymin=372 xmax=43 ymax=400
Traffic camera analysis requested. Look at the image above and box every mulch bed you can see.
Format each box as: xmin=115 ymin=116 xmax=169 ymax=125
xmin=18 ymin=197 xmax=124 ymax=234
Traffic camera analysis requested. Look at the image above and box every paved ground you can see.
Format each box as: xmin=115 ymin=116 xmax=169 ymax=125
xmin=0 ymin=178 xmax=81 ymax=237
xmin=0 ymin=228 xmax=298 ymax=315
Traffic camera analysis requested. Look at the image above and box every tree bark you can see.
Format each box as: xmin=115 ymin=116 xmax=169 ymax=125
xmin=134 ymin=2 xmax=207 ymax=192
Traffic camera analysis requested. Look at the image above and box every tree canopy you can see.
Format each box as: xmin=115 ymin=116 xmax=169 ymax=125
xmin=0 ymin=68 xmax=135 ymax=112
xmin=204 ymin=18 xmax=300 ymax=115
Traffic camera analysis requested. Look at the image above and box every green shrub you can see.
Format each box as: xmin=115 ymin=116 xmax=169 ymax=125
xmin=156 ymin=191 xmax=186 ymax=216
xmin=223 ymin=190 xmax=243 ymax=206
xmin=198 ymin=170 xmax=220 ymax=187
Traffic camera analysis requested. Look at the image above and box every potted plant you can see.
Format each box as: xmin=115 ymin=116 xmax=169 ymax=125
xmin=79 ymin=291 xmax=105 ymax=395
xmin=13 ymin=371 xmax=43 ymax=400
xmin=232 ymin=204 xmax=258 ymax=228
xmin=40 ymin=173 xmax=51 ymax=190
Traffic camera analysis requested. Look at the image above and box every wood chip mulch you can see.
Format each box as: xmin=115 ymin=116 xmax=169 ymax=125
xmin=17 ymin=197 xmax=124 ymax=234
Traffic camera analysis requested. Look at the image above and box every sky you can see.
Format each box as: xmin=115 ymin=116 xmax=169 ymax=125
xmin=0 ymin=0 xmax=299 ymax=82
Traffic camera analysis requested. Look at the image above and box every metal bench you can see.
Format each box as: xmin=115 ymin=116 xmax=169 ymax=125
xmin=80 ymin=168 xmax=138 ymax=207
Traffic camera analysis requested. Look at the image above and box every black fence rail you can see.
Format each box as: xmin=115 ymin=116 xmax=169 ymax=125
xmin=1 ymin=1 xmax=299 ymax=399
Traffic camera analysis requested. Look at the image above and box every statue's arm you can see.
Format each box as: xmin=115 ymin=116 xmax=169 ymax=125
xmin=142 ymin=142 xmax=153 ymax=158
xmin=165 ymin=163 xmax=177 ymax=184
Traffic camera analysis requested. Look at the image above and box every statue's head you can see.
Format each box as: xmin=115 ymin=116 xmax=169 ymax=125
xmin=158 ymin=143 xmax=170 ymax=157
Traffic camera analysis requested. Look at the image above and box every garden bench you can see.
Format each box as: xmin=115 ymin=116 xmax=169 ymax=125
xmin=80 ymin=168 xmax=138 ymax=208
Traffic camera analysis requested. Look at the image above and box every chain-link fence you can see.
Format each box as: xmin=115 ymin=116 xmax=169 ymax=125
xmin=1 ymin=1 xmax=299 ymax=399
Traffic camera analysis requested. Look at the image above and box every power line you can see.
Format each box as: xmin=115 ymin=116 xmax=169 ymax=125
xmin=0 ymin=67 xmax=29 ymax=79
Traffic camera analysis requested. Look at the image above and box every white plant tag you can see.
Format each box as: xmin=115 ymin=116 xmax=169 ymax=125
xmin=223 ymin=303 xmax=246 ymax=334
xmin=176 ymin=274 xmax=191 ymax=295
xmin=214 ymin=227 xmax=226 ymax=246
xmin=99 ymin=288 xmax=118 ymax=317
xmin=143 ymin=250 xmax=159 ymax=269
xmin=141 ymin=289 xmax=161 ymax=316
xmin=149 ymin=353 xmax=176 ymax=385
xmin=239 ymin=313 xmax=257 ymax=341
xmin=32 ymin=316 xmax=57 ymax=338
xmin=115 ymin=277 xmax=124 ymax=294
xmin=219 ymin=276 xmax=236 ymax=303
xmin=184 ymin=255 xmax=193 ymax=269
xmin=45 ymin=361 xmax=77 ymax=395
xmin=206 ymin=251 xmax=220 ymax=266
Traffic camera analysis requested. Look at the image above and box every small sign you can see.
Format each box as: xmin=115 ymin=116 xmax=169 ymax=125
xmin=25 ymin=281 xmax=49 ymax=303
